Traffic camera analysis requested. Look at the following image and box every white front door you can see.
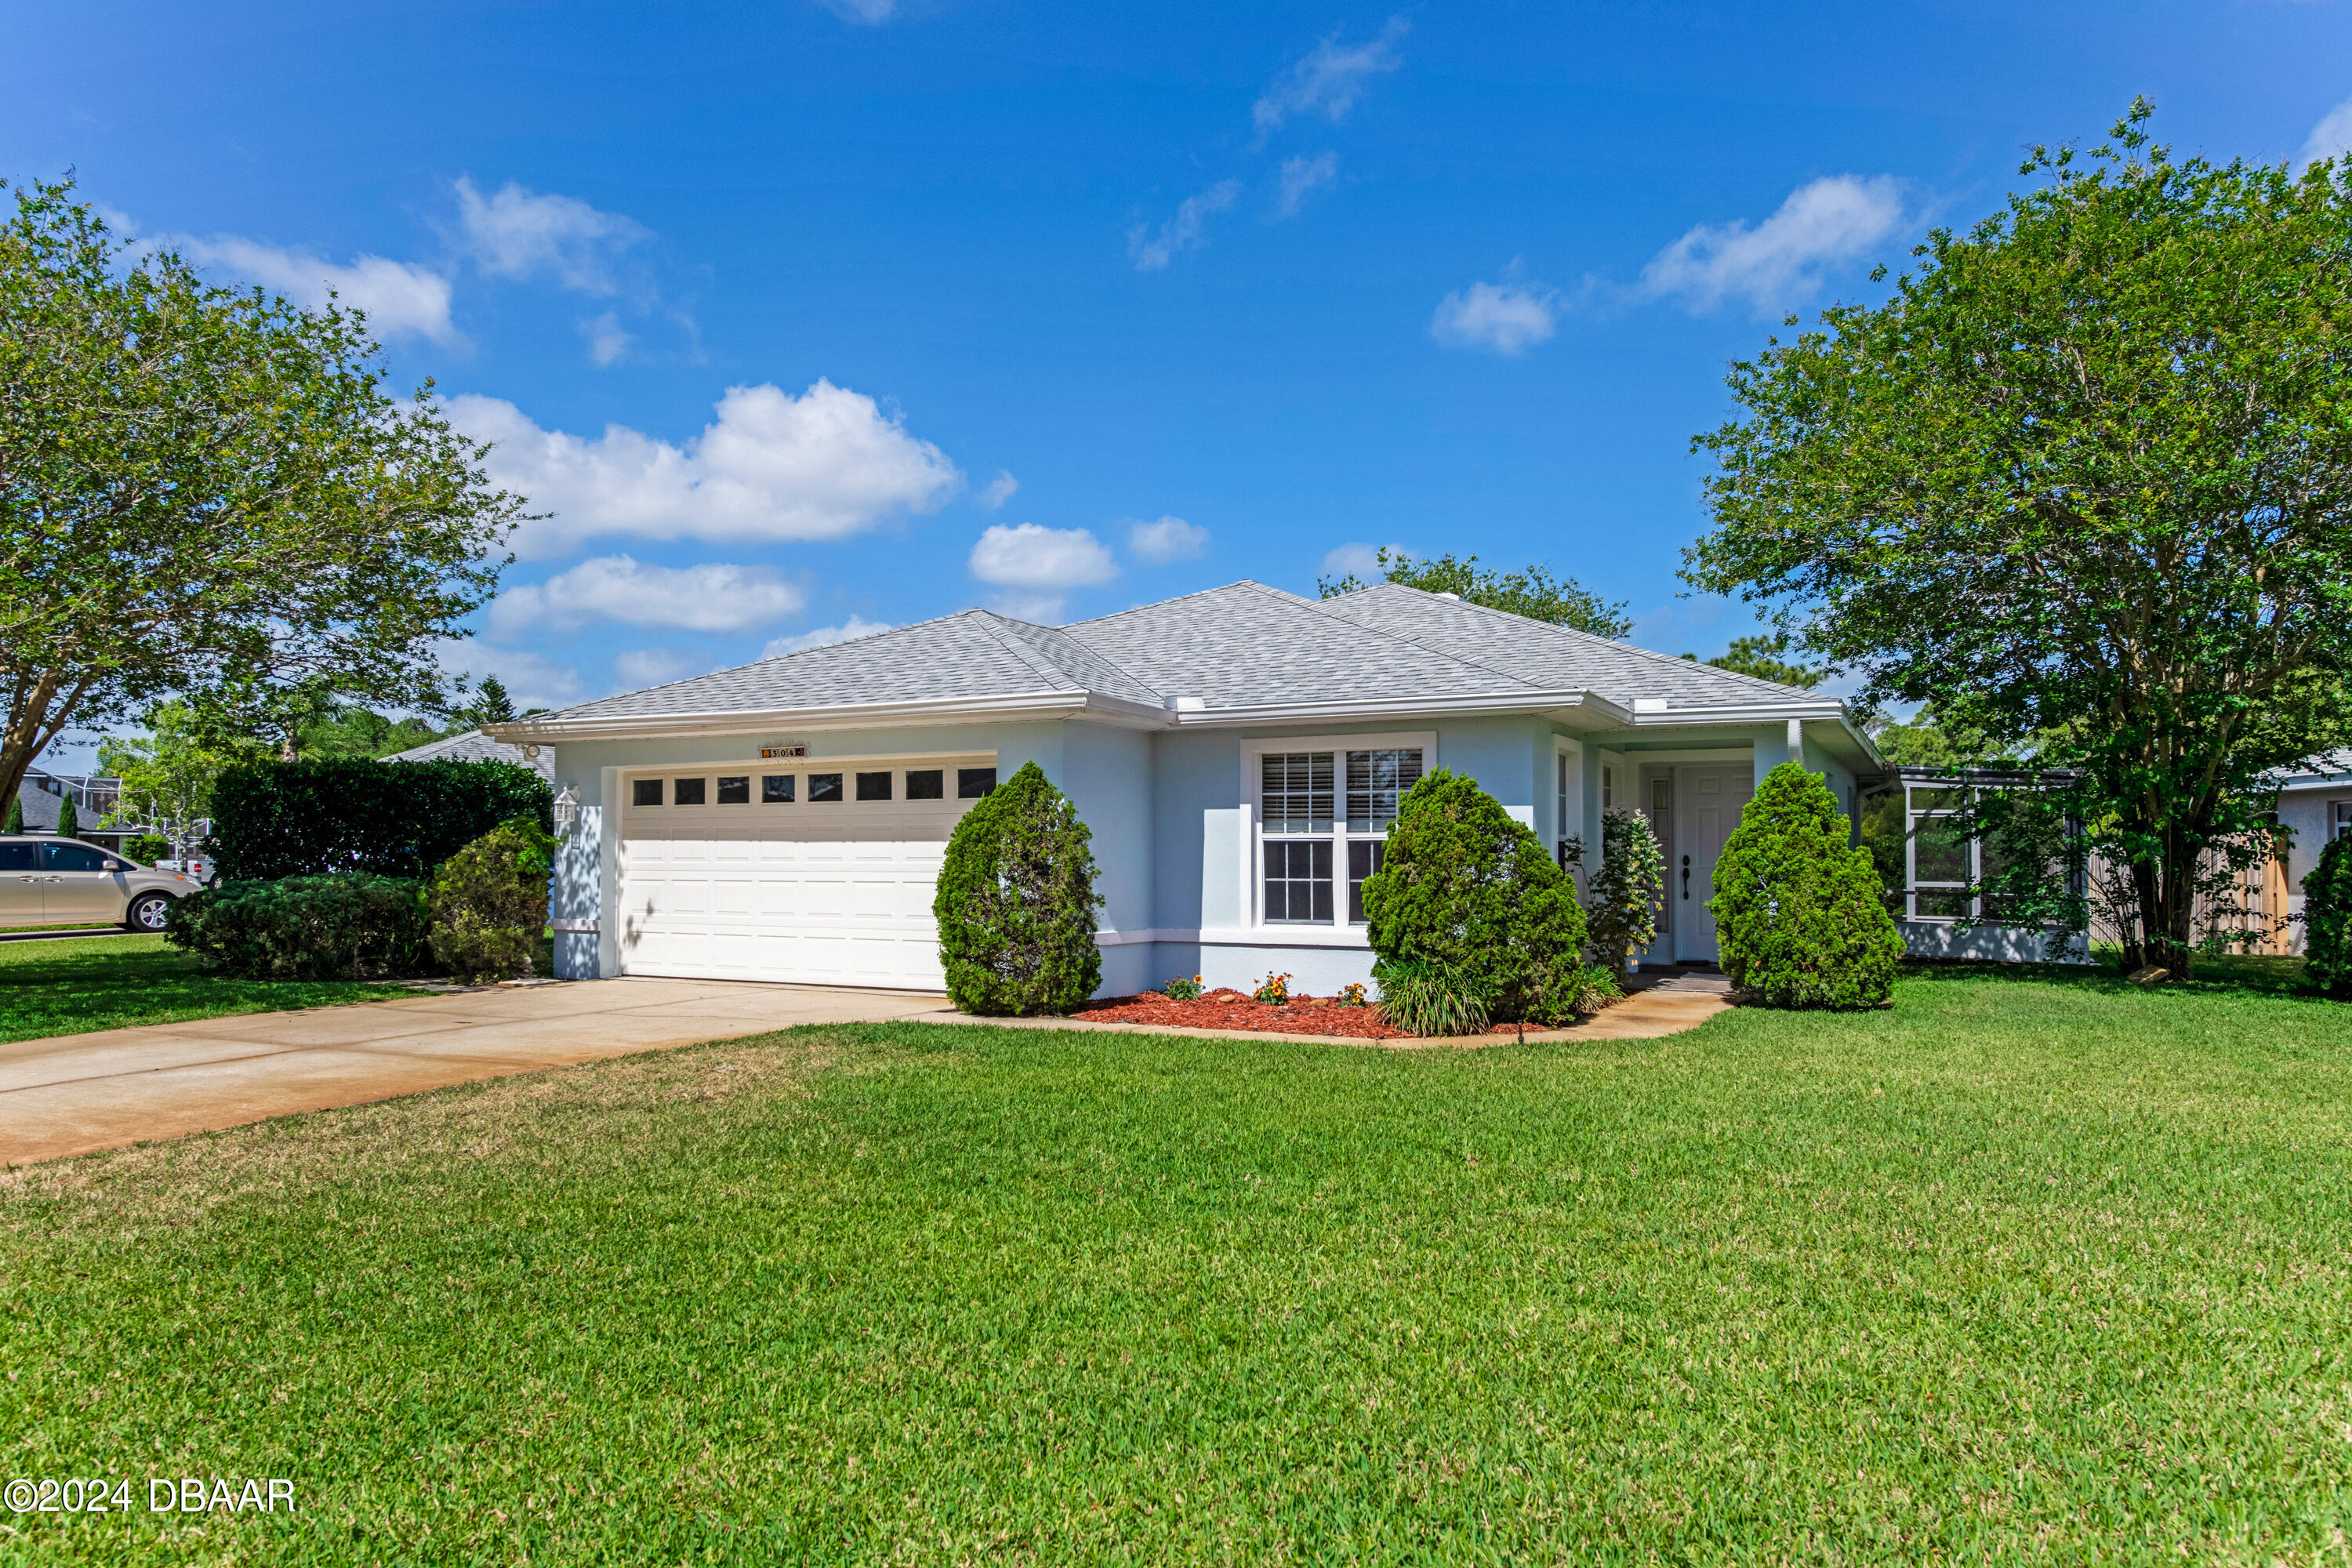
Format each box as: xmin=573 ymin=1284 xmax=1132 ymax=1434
xmin=615 ymin=758 xmax=993 ymax=990
xmin=1674 ymin=765 xmax=1754 ymax=963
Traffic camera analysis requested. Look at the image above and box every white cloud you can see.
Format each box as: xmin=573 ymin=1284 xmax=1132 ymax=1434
xmin=487 ymin=555 xmax=805 ymax=637
xmin=1322 ymin=543 xmax=1412 ymax=579
xmin=581 ymin=312 xmax=633 ymax=367
xmin=1639 ymin=175 xmax=1905 ymax=314
xmin=1127 ymin=180 xmax=1240 ymax=272
xmin=978 ymin=470 xmax=1019 ymax=510
xmin=2301 ymin=96 xmax=2352 ymax=169
xmin=1254 ymin=17 xmax=1409 ymax=136
xmin=1431 ymin=278 xmax=1558 ymax=354
xmin=1126 ymin=515 xmax=1210 ymax=563
xmin=818 ymin=0 xmax=896 ymax=21
xmin=452 ymin=379 xmax=963 ymax=559
xmin=173 ymin=235 xmax=457 ymax=344
xmin=434 ymin=642 xmax=588 ymax=713
xmin=970 ymin=523 xmax=1118 ymax=619
xmin=453 ymin=177 xmax=650 ymax=296
xmin=612 ymin=648 xmax=706 ymax=688
xmin=763 ymin=615 xmax=894 ymax=658
xmin=1275 ymin=153 xmax=1339 ymax=219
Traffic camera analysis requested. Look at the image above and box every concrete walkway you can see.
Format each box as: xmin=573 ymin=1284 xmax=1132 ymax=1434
xmin=1 ymin=979 xmax=959 ymax=1167
xmin=4 ymin=970 xmax=1736 ymax=1168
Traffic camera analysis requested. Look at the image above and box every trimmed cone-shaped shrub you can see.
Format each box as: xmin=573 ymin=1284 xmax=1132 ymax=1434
xmin=1361 ymin=768 xmax=1589 ymax=1025
xmin=1585 ymin=806 xmax=1666 ymax=979
xmin=934 ymin=761 xmax=1103 ymax=1015
xmin=2303 ymin=836 xmax=2352 ymax=998
xmin=2 ymin=795 xmax=20 ymax=834
xmin=165 ymin=873 xmax=431 ymax=980
xmin=54 ymin=793 xmax=78 ymax=839
xmin=1710 ymin=761 xmax=1904 ymax=1009
xmin=429 ymin=818 xmax=555 ymax=985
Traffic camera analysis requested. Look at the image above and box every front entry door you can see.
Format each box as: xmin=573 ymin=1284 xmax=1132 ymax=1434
xmin=1675 ymin=765 xmax=1754 ymax=963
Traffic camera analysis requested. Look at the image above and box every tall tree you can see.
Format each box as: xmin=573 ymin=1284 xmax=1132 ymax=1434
xmin=0 ymin=177 xmax=523 ymax=811
xmin=1319 ymin=548 xmax=1634 ymax=638
xmin=98 ymin=700 xmax=268 ymax=862
xmin=1679 ymin=634 xmax=1825 ymax=688
xmin=1682 ymin=104 xmax=2352 ymax=972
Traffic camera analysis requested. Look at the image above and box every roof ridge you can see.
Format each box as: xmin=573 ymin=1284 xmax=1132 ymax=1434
xmin=1017 ymin=618 xmax=1168 ymax=702
xmin=1351 ymin=583 xmax=1820 ymax=700
xmin=1060 ymin=579 xmax=1276 ymax=629
xmin=966 ymin=612 xmax=1090 ymax=692
xmin=743 ymin=605 xmax=975 ymax=667
xmin=1304 ymin=586 xmax=1559 ymax=695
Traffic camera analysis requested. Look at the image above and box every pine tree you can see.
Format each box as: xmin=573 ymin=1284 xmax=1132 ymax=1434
xmin=1710 ymin=762 xmax=1904 ymax=1008
xmin=933 ymin=762 xmax=1103 ymax=1014
xmin=3 ymin=793 xmax=20 ymax=834
xmin=54 ymin=791 xmax=78 ymax=839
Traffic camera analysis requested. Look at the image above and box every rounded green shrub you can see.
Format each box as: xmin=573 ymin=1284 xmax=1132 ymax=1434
xmin=1709 ymin=762 xmax=1904 ymax=1009
xmin=934 ymin=761 xmax=1103 ymax=1015
xmin=1360 ymin=768 xmax=1589 ymax=1024
xmin=2303 ymin=836 xmax=2352 ymax=998
xmin=429 ymin=818 xmax=555 ymax=985
xmin=1585 ymin=806 xmax=1666 ymax=979
xmin=165 ymin=873 xmax=431 ymax=980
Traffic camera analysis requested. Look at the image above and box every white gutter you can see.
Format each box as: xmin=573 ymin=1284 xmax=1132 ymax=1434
xmin=1162 ymin=688 xmax=1636 ymax=729
xmin=484 ymin=689 xmax=1165 ymax=744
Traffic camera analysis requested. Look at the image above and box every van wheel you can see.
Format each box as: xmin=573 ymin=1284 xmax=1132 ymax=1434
xmin=125 ymin=893 xmax=173 ymax=933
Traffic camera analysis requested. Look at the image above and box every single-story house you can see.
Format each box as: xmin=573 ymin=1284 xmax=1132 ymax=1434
xmin=384 ymin=728 xmax=555 ymax=780
xmin=2278 ymin=749 xmax=2351 ymax=941
xmin=488 ymin=580 xmax=1882 ymax=993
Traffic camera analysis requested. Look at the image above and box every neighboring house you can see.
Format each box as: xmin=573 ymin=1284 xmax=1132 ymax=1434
xmin=384 ymin=728 xmax=556 ymax=781
xmin=492 ymin=580 xmax=1881 ymax=993
xmin=10 ymin=770 xmax=129 ymax=853
xmin=2278 ymin=749 xmax=2352 ymax=943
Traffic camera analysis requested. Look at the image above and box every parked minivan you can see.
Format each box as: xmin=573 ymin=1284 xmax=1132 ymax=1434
xmin=0 ymin=837 xmax=200 ymax=932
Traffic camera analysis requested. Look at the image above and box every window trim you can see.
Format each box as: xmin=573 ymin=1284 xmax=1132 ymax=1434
xmin=1240 ymin=729 xmax=1436 ymax=932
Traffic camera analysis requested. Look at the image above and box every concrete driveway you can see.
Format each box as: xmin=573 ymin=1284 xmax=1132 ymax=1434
xmin=1 ymin=979 xmax=960 ymax=1167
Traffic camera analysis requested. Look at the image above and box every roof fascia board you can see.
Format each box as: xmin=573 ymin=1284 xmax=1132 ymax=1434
xmin=485 ymin=689 xmax=1123 ymax=744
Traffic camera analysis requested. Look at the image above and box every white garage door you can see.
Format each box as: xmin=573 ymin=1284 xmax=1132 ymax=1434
xmin=616 ymin=756 xmax=996 ymax=989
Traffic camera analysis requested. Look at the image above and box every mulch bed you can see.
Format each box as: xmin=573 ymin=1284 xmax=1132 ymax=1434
xmin=1072 ymin=988 xmax=1541 ymax=1040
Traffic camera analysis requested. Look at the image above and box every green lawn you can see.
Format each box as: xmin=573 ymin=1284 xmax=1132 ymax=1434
xmin=0 ymin=934 xmax=419 ymax=1044
xmin=2 ymin=965 xmax=2347 ymax=1563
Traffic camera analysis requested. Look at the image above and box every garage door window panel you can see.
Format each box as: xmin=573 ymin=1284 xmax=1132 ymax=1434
xmin=717 ymin=775 xmax=750 ymax=804
xmin=906 ymin=770 xmax=944 ymax=800
xmin=809 ymin=773 xmax=844 ymax=801
xmin=856 ymin=771 xmax=892 ymax=802
xmin=633 ymin=779 xmax=663 ymax=808
xmin=762 ymin=775 xmax=796 ymax=803
xmin=674 ymin=779 xmax=707 ymax=806
xmin=958 ymin=768 xmax=996 ymax=798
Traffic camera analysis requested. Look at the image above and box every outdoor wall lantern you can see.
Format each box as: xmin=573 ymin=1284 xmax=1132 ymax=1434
xmin=552 ymin=784 xmax=580 ymax=838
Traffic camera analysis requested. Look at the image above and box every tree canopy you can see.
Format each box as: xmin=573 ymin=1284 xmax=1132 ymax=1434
xmin=1682 ymin=103 xmax=2352 ymax=971
xmin=0 ymin=176 xmax=524 ymax=810
xmin=1319 ymin=549 xmax=1634 ymax=639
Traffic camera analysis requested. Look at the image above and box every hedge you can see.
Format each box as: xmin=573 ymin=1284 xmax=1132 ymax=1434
xmin=165 ymin=873 xmax=433 ymax=980
xmin=206 ymin=757 xmax=551 ymax=881
xmin=2304 ymin=836 xmax=2352 ymax=998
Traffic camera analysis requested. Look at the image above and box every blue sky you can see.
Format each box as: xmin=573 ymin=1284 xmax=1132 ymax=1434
xmin=13 ymin=0 xmax=2352 ymax=720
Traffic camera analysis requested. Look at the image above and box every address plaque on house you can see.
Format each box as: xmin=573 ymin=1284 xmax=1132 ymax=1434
xmin=759 ymin=745 xmax=808 ymax=758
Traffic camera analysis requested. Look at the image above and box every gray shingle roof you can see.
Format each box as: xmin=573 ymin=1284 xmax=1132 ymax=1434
xmin=514 ymin=580 xmax=1827 ymax=729
xmin=387 ymin=730 xmax=554 ymax=779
